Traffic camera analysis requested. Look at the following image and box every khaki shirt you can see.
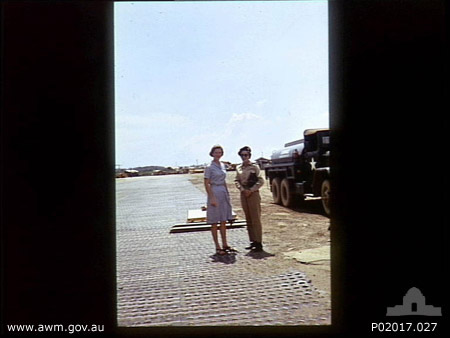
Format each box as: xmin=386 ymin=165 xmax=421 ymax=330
xmin=234 ymin=162 xmax=265 ymax=192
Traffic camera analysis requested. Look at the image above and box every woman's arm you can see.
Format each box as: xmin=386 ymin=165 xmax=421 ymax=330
xmin=249 ymin=164 xmax=265 ymax=192
xmin=234 ymin=169 xmax=244 ymax=192
xmin=204 ymin=178 xmax=218 ymax=206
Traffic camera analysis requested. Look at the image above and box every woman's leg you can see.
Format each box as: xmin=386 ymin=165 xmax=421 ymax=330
xmin=247 ymin=192 xmax=262 ymax=244
xmin=219 ymin=221 xmax=228 ymax=248
xmin=211 ymin=223 xmax=221 ymax=249
xmin=241 ymin=193 xmax=255 ymax=243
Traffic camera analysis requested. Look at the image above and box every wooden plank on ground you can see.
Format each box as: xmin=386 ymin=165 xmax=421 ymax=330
xmin=173 ymin=220 xmax=247 ymax=228
xmin=187 ymin=209 xmax=207 ymax=223
xmin=187 ymin=209 xmax=237 ymax=223
xmin=170 ymin=222 xmax=246 ymax=234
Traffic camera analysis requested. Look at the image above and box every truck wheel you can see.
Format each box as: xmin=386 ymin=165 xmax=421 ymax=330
xmin=271 ymin=178 xmax=282 ymax=205
xmin=321 ymin=179 xmax=331 ymax=216
xmin=280 ymin=178 xmax=293 ymax=207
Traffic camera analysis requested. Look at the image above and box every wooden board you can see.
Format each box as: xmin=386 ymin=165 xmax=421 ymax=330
xmin=187 ymin=209 xmax=207 ymax=223
xmin=187 ymin=209 xmax=237 ymax=223
xmin=173 ymin=220 xmax=247 ymax=228
xmin=170 ymin=222 xmax=246 ymax=234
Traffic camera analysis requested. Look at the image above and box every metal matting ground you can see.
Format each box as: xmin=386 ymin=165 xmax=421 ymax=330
xmin=116 ymin=175 xmax=329 ymax=326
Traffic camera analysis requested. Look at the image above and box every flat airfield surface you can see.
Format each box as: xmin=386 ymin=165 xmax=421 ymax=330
xmin=116 ymin=173 xmax=331 ymax=327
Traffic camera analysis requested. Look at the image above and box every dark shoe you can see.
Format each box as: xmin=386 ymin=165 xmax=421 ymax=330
xmin=223 ymin=246 xmax=238 ymax=253
xmin=216 ymin=248 xmax=227 ymax=256
xmin=245 ymin=242 xmax=256 ymax=250
xmin=252 ymin=242 xmax=263 ymax=252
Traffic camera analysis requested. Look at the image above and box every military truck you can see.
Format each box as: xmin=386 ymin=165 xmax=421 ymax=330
xmin=264 ymin=128 xmax=331 ymax=216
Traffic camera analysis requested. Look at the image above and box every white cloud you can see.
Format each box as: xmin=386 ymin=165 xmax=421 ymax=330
xmin=256 ymin=99 xmax=267 ymax=107
xmin=227 ymin=112 xmax=262 ymax=125
xmin=116 ymin=112 xmax=193 ymax=129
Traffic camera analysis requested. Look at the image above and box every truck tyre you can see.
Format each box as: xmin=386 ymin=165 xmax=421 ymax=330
xmin=271 ymin=177 xmax=282 ymax=205
xmin=280 ymin=178 xmax=293 ymax=207
xmin=321 ymin=179 xmax=331 ymax=216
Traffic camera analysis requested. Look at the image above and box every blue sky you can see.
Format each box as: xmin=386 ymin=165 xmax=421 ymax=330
xmin=115 ymin=1 xmax=328 ymax=168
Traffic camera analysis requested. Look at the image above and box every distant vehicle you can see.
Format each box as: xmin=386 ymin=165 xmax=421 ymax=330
xmin=124 ymin=169 xmax=139 ymax=177
xmin=264 ymin=128 xmax=330 ymax=216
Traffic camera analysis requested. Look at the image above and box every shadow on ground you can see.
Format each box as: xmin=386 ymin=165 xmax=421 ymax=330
xmin=209 ymin=252 xmax=237 ymax=264
xmin=245 ymin=250 xmax=275 ymax=259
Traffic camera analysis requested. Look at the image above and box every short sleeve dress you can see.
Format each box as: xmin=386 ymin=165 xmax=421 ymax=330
xmin=204 ymin=161 xmax=233 ymax=224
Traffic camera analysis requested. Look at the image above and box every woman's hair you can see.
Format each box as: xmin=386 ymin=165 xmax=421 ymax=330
xmin=238 ymin=146 xmax=252 ymax=157
xmin=209 ymin=145 xmax=224 ymax=157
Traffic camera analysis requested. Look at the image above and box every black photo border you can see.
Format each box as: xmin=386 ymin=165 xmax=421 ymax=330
xmin=1 ymin=1 xmax=447 ymax=337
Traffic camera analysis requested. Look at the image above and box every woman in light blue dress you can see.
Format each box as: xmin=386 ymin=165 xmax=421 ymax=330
xmin=204 ymin=145 xmax=235 ymax=255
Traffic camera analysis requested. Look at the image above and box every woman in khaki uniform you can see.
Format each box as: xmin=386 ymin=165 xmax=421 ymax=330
xmin=234 ymin=146 xmax=265 ymax=251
